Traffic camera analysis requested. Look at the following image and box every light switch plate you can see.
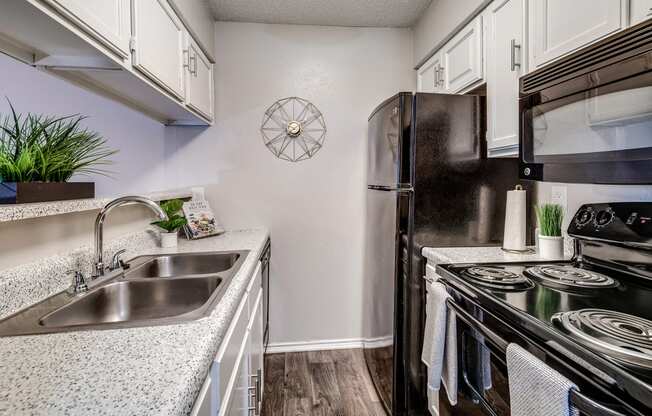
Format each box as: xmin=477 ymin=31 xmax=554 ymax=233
xmin=551 ymin=185 xmax=568 ymax=215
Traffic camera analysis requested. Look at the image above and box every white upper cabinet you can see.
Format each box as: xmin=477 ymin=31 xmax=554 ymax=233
xmin=486 ymin=0 xmax=525 ymax=154
xmin=132 ymin=0 xmax=186 ymax=100
xmin=42 ymin=0 xmax=131 ymax=59
xmin=185 ymin=34 xmax=214 ymax=121
xmin=529 ymin=0 xmax=625 ymax=70
xmin=441 ymin=16 xmax=484 ymax=93
xmin=631 ymin=0 xmax=652 ymax=25
xmin=169 ymin=0 xmax=216 ymax=63
xmin=417 ymin=52 xmax=444 ymax=93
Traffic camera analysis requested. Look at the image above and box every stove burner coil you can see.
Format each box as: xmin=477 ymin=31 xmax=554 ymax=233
xmin=525 ymin=265 xmax=617 ymax=289
xmin=462 ymin=266 xmax=533 ymax=290
xmin=554 ymin=309 xmax=652 ymax=369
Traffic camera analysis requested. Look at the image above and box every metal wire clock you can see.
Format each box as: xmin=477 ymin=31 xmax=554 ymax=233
xmin=260 ymin=97 xmax=327 ymax=162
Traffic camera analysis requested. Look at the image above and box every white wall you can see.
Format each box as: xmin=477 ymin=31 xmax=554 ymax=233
xmin=167 ymin=22 xmax=415 ymax=345
xmin=413 ymin=0 xmax=488 ymax=66
xmin=538 ymin=183 xmax=652 ymax=232
xmin=0 ymin=55 xmax=200 ymax=270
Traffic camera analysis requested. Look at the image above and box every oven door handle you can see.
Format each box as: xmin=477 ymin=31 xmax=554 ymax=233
xmin=446 ymin=299 xmax=628 ymax=416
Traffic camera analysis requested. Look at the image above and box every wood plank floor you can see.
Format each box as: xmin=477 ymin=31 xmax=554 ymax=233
xmin=262 ymin=349 xmax=387 ymax=416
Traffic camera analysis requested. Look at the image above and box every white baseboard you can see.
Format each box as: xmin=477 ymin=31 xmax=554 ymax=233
xmin=266 ymin=335 xmax=393 ymax=354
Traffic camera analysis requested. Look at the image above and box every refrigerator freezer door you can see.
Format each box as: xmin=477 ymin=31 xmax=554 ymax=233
xmin=367 ymin=95 xmax=406 ymax=188
xmin=362 ymin=188 xmax=399 ymax=412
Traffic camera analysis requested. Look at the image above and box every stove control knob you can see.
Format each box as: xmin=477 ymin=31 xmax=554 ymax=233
xmin=575 ymin=208 xmax=594 ymax=227
xmin=595 ymin=209 xmax=614 ymax=228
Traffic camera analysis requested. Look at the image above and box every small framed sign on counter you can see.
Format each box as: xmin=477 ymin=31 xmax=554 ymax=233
xmin=182 ymin=200 xmax=224 ymax=239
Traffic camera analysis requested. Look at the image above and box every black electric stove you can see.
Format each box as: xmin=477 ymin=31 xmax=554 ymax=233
xmin=435 ymin=203 xmax=652 ymax=416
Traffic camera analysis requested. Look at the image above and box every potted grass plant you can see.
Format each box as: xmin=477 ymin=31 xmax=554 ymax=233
xmin=151 ymin=199 xmax=188 ymax=248
xmin=0 ymin=101 xmax=116 ymax=204
xmin=536 ymin=203 xmax=564 ymax=259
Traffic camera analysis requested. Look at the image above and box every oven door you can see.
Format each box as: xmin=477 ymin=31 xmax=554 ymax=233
xmin=439 ymin=301 xmax=511 ymax=416
xmin=519 ymin=49 xmax=652 ymax=184
xmin=443 ymin=289 xmax=634 ymax=416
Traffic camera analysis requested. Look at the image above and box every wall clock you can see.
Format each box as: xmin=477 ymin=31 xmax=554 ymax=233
xmin=260 ymin=97 xmax=327 ymax=162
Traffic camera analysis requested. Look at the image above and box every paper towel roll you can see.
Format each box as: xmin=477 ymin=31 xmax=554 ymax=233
xmin=503 ymin=185 xmax=527 ymax=251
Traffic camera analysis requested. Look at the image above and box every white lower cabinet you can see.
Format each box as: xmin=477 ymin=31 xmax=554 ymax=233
xmin=486 ymin=0 xmax=525 ymax=156
xmin=191 ymin=260 xmax=265 ymax=416
xmin=631 ymin=0 xmax=652 ymax=25
xmin=248 ymin=291 xmax=265 ymax=414
xmin=190 ymin=373 xmax=213 ymax=416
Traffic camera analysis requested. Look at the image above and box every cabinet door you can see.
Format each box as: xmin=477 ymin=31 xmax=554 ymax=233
xmin=631 ymin=0 xmax=652 ymax=25
xmin=417 ymin=52 xmax=444 ymax=93
xmin=190 ymin=372 xmax=212 ymax=416
xmin=132 ymin=0 xmax=186 ymax=100
xmin=248 ymin=291 xmax=264 ymax=415
xmin=530 ymin=0 xmax=624 ymax=69
xmin=43 ymin=0 xmax=131 ymax=58
xmin=223 ymin=330 xmax=252 ymax=416
xmin=487 ymin=0 xmax=524 ymax=154
xmin=185 ymin=34 xmax=214 ymax=121
xmin=442 ymin=16 xmax=483 ymax=93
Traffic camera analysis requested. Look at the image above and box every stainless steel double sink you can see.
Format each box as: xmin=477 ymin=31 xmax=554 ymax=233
xmin=0 ymin=250 xmax=249 ymax=337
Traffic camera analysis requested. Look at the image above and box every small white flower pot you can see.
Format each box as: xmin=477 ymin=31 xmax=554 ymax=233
xmin=160 ymin=231 xmax=178 ymax=248
xmin=538 ymin=235 xmax=564 ymax=259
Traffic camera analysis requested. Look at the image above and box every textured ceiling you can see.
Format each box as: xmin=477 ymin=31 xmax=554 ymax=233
xmin=209 ymin=0 xmax=432 ymax=28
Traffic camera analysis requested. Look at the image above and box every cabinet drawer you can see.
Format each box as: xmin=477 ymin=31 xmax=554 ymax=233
xmin=213 ymin=289 xmax=249 ymax=409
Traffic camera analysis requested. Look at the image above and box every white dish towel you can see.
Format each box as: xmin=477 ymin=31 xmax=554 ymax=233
xmin=507 ymin=343 xmax=579 ymax=416
xmin=421 ymin=280 xmax=457 ymax=415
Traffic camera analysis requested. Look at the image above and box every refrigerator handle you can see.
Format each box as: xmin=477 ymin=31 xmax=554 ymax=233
xmin=368 ymin=185 xmax=413 ymax=193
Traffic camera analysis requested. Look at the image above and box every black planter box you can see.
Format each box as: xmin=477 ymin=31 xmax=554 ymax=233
xmin=0 ymin=182 xmax=95 ymax=204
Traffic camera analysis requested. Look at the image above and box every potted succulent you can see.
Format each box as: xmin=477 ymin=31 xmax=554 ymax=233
xmin=151 ymin=199 xmax=188 ymax=248
xmin=0 ymin=102 xmax=117 ymax=203
xmin=536 ymin=203 xmax=564 ymax=259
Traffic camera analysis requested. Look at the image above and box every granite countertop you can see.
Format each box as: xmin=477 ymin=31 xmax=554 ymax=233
xmin=422 ymin=243 xmax=572 ymax=265
xmin=0 ymin=228 xmax=269 ymax=416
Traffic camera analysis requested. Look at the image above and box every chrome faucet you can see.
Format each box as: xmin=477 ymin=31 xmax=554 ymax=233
xmin=93 ymin=196 xmax=167 ymax=278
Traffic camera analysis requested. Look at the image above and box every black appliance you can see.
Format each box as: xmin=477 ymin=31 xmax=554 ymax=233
xmin=364 ymin=92 xmax=533 ymax=415
xmin=260 ymin=239 xmax=271 ymax=351
xmin=435 ymin=202 xmax=652 ymax=416
xmin=519 ymin=19 xmax=652 ymax=184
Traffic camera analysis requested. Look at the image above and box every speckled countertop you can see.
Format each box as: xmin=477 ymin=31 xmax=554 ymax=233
xmin=422 ymin=242 xmax=573 ymax=265
xmin=0 ymin=228 xmax=269 ymax=416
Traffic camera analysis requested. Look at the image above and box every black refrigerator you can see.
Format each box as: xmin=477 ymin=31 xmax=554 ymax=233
xmin=362 ymin=92 xmax=533 ymax=415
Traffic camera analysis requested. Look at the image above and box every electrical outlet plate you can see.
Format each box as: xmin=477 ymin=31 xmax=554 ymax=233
xmin=551 ymin=185 xmax=568 ymax=215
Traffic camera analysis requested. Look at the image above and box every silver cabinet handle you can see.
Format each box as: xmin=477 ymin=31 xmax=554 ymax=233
xmin=190 ymin=54 xmax=197 ymax=76
xmin=511 ymin=39 xmax=522 ymax=71
xmin=183 ymin=49 xmax=190 ymax=70
xmin=438 ymin=65 xmax=445 ymax=87
xmin=433 ymin=65 xmax=439 ymax=87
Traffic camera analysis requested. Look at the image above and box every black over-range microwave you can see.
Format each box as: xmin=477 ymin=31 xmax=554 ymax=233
xmin=519 ymin=19 xmax=652 ymax=184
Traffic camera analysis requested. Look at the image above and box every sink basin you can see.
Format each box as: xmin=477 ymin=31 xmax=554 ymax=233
xmin=40 ymin=276 xmax=222 ymax=328
xmin=125 ymin=252 xmax=241 ymax=278
xmin=0 ymin=250 xmax=249 ymax=337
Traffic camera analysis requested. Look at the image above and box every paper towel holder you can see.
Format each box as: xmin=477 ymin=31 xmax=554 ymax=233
xmin=501 ymin=185 xmax=535 ymax=254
